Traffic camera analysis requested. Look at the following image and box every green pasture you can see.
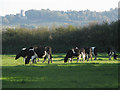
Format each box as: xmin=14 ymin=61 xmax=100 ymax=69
xmin=1 ymin=53 xmax=120 ymax=88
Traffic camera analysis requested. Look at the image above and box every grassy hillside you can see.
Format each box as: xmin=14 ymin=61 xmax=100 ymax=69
xmin=1 ymin=53 xmax=119 ymax=88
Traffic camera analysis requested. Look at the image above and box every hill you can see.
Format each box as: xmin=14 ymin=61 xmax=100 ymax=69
xmin=2 ymin=8 xmax=118 ymax=28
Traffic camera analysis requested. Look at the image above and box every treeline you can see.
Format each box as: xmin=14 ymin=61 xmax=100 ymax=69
xmin=2 ymin=8 xmax=118 ymax=26
xmin=2 ymin=20 xmax=119 ymax=54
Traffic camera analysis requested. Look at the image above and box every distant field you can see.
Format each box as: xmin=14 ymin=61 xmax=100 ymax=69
xmin=1 ymin=53 xmax=120 ymax=88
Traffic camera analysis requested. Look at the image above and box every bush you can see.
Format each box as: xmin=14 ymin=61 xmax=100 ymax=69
xmin=2 ymin=20 xmax=119 ymax=54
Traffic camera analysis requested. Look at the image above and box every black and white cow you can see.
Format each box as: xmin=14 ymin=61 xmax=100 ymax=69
xmin=85 ymin=47 xmax=97 ymax=61
xmin=15 ymin=46 xmax=52 ymax=64
xmin=64 ymin=47 xmax=85 ymax=63
xmin=15 ymin=47 xmax=29 ymax=62
xmin=25 ymin=46 xmax=52 ymax=64
xmin=107 ymin=48 xmax=118 ymax=60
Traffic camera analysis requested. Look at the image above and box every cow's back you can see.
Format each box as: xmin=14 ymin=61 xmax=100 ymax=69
xmin=34 ymin=46 xmax=45 ymax=58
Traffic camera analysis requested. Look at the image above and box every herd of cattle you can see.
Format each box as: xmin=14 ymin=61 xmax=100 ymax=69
xmin=15 ymin=46 xmax=118 ymax=64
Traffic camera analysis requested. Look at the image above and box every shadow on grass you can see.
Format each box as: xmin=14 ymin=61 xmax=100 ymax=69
xmin=52 ymin=55 xmax=65 ymax=58
xmin=2 ymin=62 xmax=118 ymax=88
xmin=53 ymin=59 xmax=64 ymax=61
xmin=2 ymin=53 xmax=120 ymax=88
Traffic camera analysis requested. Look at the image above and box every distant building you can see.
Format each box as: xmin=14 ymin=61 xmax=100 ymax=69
xmin=19 ymin=10 xmax=27 ymax=20
xmin=21 ymin=10 xmax=25 ymax=17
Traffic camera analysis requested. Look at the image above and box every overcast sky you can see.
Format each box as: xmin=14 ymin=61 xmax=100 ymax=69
xmin=0 ymin=0 xmax=119 ymax=16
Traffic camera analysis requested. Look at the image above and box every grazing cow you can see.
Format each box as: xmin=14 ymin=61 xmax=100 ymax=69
xmin=15 ymin=47 xmax=29 ymax=62
xmin=85 ymin=47 xmax=97 ymax=61
xmin=25 ymin=46 xmax=52 ymax=64
xmin=64 ymin=47 xmax=82 ymax=63
xmin=107 ymin=48 xmax=118 ymax=60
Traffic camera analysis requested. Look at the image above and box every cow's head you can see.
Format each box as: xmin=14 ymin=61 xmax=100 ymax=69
xmin=15 ymin=48 xmax=28 ymax=60
xmin=114 ymin=54 xmax=118 ymax=60
xmin=113 ymin=51 xmax=118 ymax=60
xmin=64 ymin=57 xmax=68 ymax=63
xmin=73 ymin=47 xmax=80 ymax=56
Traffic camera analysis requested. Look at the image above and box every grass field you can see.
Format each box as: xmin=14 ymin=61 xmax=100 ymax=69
xmin=1 ymin=53 xmax=120 ymax=88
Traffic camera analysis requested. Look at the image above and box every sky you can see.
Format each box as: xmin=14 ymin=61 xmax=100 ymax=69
xmin=0 ymin=0 xmax=119 ymax=16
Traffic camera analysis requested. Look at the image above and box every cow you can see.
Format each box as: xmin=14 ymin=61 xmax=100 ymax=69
xmin=85 ymin=47 xmax=97 ymax=61
xmin=64 ymin=47 xmax=85 ymax=63
xmin=15 ymin=47 xmax=29 ymax=62
xmin=107 ymin=48 xmax=118 ymax=60
xmin=25 ymin=46 xmax=53 ymax=64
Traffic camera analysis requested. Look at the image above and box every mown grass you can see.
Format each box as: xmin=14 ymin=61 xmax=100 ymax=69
xmin=1 ymin=53 xmax=120 ymax=88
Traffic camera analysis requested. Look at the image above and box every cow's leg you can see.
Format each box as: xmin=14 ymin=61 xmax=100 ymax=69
xmin=49 ymin=54 xmax=52 ymax=63
xmin=77 ymin=57 xmax=79 ymax=63
xmin=90 ymin=54 xmax=92 ymax=61
xmin=25 ymin=56 xmax=31 ymax=64
xmin=69 ymin=58 xmax=72 ymax=63
xmin=114 ymin=54 xmax=117 ymax=60
xmin=93 ymin=52 xmax=97 ymax=60
xmin=77 ymin=54 xmax=81 ymax=63
xmin=32 ymin=59 xmax=34 ymax=64
xmin=38 ymin=58 xmax=39 ymax=62
xmin=94 ymin=54 xmax=97 ymax=60
xmin=34 ymin=58 xmax=37 ymax=63
xmin=86 ymin=54 xmax=89 ymax=61
xmin=82 ymin=53 xmax=85 ymax=62
xmin=51 ymin=58 xmax=53 ymax=63
xmin=64 ymin=56 xmax=68 ymax=63
xmin=92 ymin=53 xmax=95 ymax=59
xmin=23 ymin=57 xmax=25 ymax=62
xmin=85 ymin=53 xmax=89 ymax=61
xmin=80 ymin=53 xmax=83 ymax=62
xmin=71 ymin=58 xmax=73 ymax=62
xmin=31 ymin=55 xmax=37 ymax=64
xmin=89 ymin=52 xmax=92 ymax=61
xmin=109 ymin=55 xmax=112 ymax=60
xmin=108 ymin=51 xmax=112 ymax=60
xmin=48 ymin=61 xmax=50 ymax=64
xmin=48 ymin=54 xmax=50 ymax=64
xmin=69 ymin=58 xmax=71 ymax=63
xmin=30 ymin=58 xmax=33 ymax=64
xmin=43 ymin=56 xmax=47 ymax=63
xmin=85 ymin=56 xmax=87 ymax=60
xmin=50 ymin=54 xmax=53 ymax=63
xmin=31 ymin=56 xmax=34 ymax=63
xmin=31 ymin=59 xmax=35 ymax=63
